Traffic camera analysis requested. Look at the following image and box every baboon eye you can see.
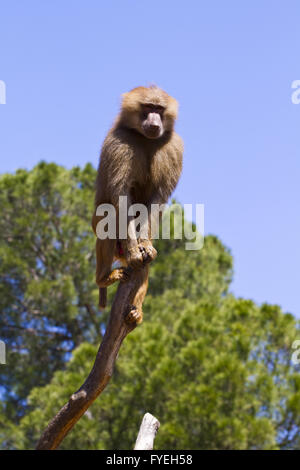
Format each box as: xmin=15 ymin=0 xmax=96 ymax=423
xmin=143 ymin=104 xmax=154 ymax=113
xmin=156 ymin=106 xmax=165 ymax=115
xmin=142 ymin=104 xmax=165 ymax=115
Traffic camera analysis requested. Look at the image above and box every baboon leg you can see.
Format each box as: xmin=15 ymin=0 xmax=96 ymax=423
xmin=125 ymin=264 xmax=149 ymax=325
xmin=95 ymin=238 xmax=130 ymax=308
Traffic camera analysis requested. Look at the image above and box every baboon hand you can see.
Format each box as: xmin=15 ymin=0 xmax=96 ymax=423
xmin=126 ymin=244 xmax=144 ymax=268
xmin=138 ymin=240 xmax=157 ymax=264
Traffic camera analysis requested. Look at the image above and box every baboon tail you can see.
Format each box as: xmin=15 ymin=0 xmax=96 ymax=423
xmin=99 ymin=287 xmax=107 ymax=309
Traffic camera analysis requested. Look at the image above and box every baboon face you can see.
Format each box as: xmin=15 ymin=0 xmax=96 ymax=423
xmin=140 ymin=103 xmax=165 ymax=139
xmin=120 ymin=86 xmax=179 ymax=140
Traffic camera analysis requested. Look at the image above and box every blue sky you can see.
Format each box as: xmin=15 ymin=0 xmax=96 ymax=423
xmin=0 ymin=1 xmax=299 ymax=316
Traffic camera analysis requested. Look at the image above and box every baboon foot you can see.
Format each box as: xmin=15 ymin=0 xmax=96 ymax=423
xmin=118 ymin=267 xmax=133 ymax=282
xmin=124 ymin=304 xmax=143 ymax=325
xmin=126 ymin=245 xmax=144 ymax=269
xmin=96 ymin=267 xmax=132 ymax=288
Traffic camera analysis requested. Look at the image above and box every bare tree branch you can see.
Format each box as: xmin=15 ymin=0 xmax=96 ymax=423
xmin=134 ymin=413 xmax=160 ymax=450
xmin=36 ymin=266 xmax=147 ymax=450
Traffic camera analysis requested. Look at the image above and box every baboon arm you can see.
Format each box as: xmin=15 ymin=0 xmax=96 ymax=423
xmin=141 ymin=193 xmax=168 ymax=240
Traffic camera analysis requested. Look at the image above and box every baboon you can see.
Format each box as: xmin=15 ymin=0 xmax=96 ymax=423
xmin=92 ymin=85 xmax=183 ymax=324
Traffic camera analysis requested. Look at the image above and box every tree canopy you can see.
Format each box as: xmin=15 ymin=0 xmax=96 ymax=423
xmin=0 ymin=162 xmax=300 ymax=449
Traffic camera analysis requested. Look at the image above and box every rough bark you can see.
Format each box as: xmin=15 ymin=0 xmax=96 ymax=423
xmin=134 ymin=413 xmax=160 ymax=450
xmin=36 ymin=267 xmax=146 ymax=450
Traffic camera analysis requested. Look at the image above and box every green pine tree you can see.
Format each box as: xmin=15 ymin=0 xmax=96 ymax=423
xmin=1 ymin=162 xmax=300 ymax=450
